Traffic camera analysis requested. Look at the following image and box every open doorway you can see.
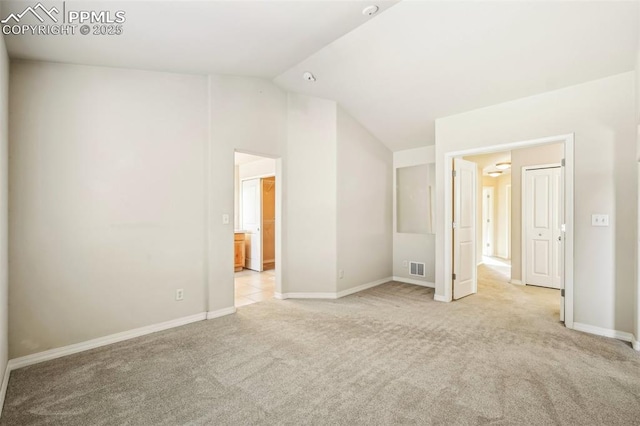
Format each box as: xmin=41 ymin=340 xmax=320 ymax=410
xmin=445 ymin=134 xmax=574 ymax=327
xmin=234 ymin=152 xmax=277 ymax=307
xmin=463 ymin=151 xmax=513 ymax=286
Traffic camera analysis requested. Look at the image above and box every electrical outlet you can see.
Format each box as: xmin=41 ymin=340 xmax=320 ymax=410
xmin=176 ymin=289 xmax=184 ymax=301
xmin=403 ymin=260 xmax=408 ymax=268
xmin=339 ymin=269 xmax=344 ymax=279
xmin=591 ymin=214 xmax=609 ymax=227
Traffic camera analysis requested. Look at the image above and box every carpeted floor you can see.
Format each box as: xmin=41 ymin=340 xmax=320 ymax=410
xmin=2 ymin=265 xmax=640 ymax=425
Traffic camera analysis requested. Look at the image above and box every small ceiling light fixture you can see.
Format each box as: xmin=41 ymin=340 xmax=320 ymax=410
xmin=495 ymin=162 xmax=511 ymax=170
xmin=488 ymin=171 xmax=503 ymax=177
xmin=362 ymin=5 xmax=379 ymax=16
xmin=303 ymin=71 xmax=316 ymax=82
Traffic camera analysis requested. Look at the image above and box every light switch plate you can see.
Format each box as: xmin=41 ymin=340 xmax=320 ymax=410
xmin=222 ymin=214 xmax=230 ymax=225
xmin=591 ymin=214 xmax=609 ymax=227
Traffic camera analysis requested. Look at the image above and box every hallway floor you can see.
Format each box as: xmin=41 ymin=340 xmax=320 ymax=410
xmin=482 ymin=255 xmax=511 ymax=274
xmin=234 ymin=268 xmax=275 ymax=307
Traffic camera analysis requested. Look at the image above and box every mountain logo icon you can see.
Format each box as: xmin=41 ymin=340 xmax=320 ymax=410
xmin=1 ymin=3 xmax=59 ymax=24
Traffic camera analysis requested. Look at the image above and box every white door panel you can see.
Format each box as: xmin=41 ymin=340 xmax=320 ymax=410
xmin=453 ymin=158 xmax=477 ymax=300
xmin=525 ymin=167 xmax=561 ymax=289
xmin=242 ymin=178 xmax=263 ymax=272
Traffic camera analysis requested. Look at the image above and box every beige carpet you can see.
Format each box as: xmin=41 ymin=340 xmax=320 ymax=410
xmin=2 ymin=265 xmax=640 ymax=425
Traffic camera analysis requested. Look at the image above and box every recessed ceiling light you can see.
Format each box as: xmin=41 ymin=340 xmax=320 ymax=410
xmin=303 ymin=71 xmax=316 ymax=82
xmin=362 ymin=5 xmax=379 ymax=16
xmin=495 ymin=162 xmax=511 ymax=170
xmin=488 ymin=171 xmax=503 ymax=177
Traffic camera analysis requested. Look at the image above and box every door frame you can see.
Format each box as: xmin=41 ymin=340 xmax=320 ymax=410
xmin=442 ymin=133 xmax=574 ymax=328
xmin=506 ymin=184 xmax=511 ymax=259
xmin=233 ymin=150 xmax=283 ymax=298
xmin=521 ymin=163 xmax=561 ymax=288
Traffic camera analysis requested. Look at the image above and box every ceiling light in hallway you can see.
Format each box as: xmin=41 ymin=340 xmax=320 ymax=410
xmin=362 ymin=5 xmax=379 ymax=16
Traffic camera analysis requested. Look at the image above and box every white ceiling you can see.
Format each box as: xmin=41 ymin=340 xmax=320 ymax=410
xmin=2 ymin=1 xmax=397 ymax=77
xmin=275 ymin=1 xmax=639 ymax=151
xmin=2 ymin=1 xmax=638 ymax=152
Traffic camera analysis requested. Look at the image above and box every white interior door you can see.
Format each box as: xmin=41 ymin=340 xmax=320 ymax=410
xmin=453 ymin=158 xmax=477 ymax=300
xmin=241 ymin=178 xmax=263 ymax=272
xmin=524 ymin=167 xmax=561 ymax=289
xmin=482 ymin=187 xmax=494 ymax=257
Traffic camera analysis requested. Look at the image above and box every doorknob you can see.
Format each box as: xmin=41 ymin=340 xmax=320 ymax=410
xmin=558 ymin=236 xmax=562 ymax=241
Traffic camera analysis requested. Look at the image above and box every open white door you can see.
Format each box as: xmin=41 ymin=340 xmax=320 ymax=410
xmin=524 ymin=167 xmax=561 ymax=289
xmin=241 ymin=178 xmax=263 ymax=272
xmin=453 ymin=158 xmax=477 ymax=300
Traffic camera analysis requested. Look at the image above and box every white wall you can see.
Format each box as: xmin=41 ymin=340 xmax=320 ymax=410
xmin=208 ymin=75 xmax=286 ymax=310
xmin=393 ymin=146 xmax=436 ymax=284
xmin=436 ymin=72 xmax=637 ymax=335
xmin=285 ymin=94 xmax=337 ymax=293
xmin=0 ymin=34 xmax=9 ymax=397
xmin=9 ymin=61 xmax=209 ymax=358
xmin=337 ymin=106 xmax=392 ymax=293
xmin=8 ymin=64 xmax=394 ymax=358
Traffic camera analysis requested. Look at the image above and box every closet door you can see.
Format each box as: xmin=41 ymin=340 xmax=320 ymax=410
xmin=242 ymin=178 xmax=262 ymax=272
xmin=261 ymin=178 xmax=276 ymax=268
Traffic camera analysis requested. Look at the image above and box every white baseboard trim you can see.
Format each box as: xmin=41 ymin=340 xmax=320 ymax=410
xmin=510 ymin=279 xmax=523 ymax=285
xmin=392 ymin=276 xmax=435 ymax=288
xmin=8 ymin=312 xmax=207 ymax=371
xmin=434 ymin=294 xmax=449 ymax=302
xmin=572 ymin=322 xmax=635 ymax=343
xmin=336 ymin=277 xmax=392 ymax=298
xmin=633 ymin=339 xmax=640 ymax=351
xmin=276 ymin=277 xmax=394 ymax=300
xmin=206 ymin=307 xmax=236 ymax=320
xmin=0 ymin=362 xmax=10 ymax=418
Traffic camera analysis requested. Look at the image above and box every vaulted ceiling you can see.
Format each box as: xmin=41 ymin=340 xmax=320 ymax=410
xmin=2 ymin=1 xmax=638 ymax=152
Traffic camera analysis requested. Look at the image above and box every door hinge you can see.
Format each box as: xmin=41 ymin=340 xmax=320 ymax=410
xmin=452 ymin=222 xmax=457 ymax=229
xmin=452 ymin=273 xmax=456 ymax=281
xmin=561 ymin=158 xmax=565 ymax=167
xmin=452 ymin=170 xmax=457 ymax=178
xmin=561 ymin=289 xmax=565 ymax=297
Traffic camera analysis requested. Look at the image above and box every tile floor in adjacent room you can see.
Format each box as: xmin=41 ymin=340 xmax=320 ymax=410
xmin=234 ymin=268 xmax=275 ymax=307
